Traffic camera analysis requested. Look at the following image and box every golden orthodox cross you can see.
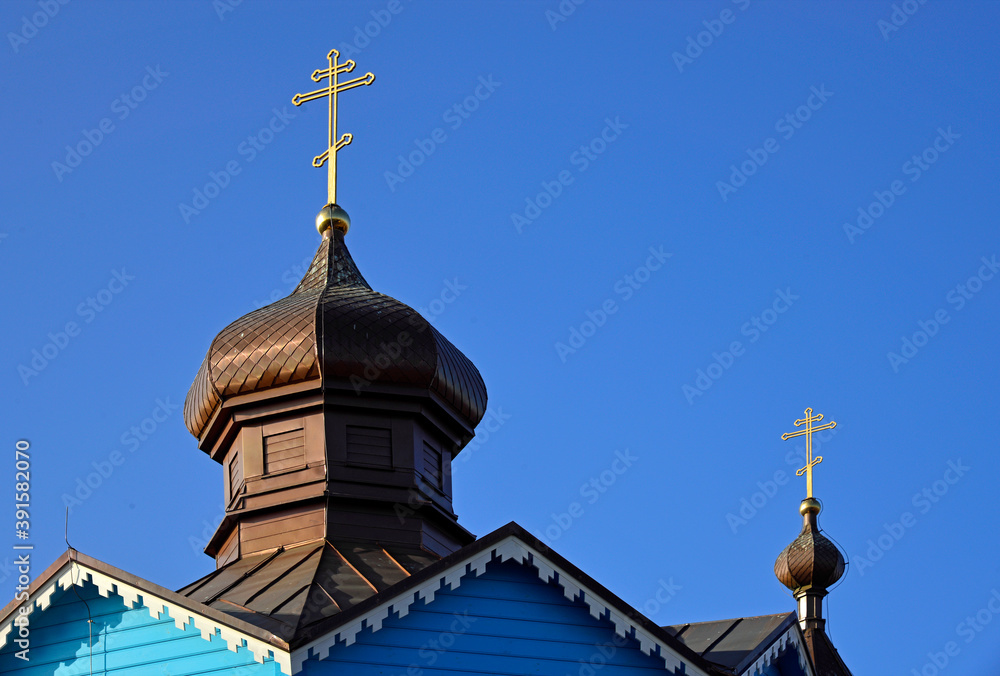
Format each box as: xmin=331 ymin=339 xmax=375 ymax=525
xmin=292 ymin=49 xmax=375 ymax=206
xmin=781 ymin=407 xmax=837 ymax=498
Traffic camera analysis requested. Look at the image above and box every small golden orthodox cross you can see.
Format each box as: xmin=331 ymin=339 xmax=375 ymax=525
xmin=292 ymin=49 xmax=375 ymax=206
xmin=781 ymin=407 xmax=837 ymax=498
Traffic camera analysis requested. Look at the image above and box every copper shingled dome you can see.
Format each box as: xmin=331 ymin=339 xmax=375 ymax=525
xmin=774 ymin=499 xmax=846 ymax=592
xmin=183 ymin=228 xmax=487 ymax=438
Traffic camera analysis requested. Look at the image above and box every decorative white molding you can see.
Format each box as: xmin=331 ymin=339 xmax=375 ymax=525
xmin=741 ymin=623 xmax=816 ymax=676
xmin=0 ymin=561 xmax=292 ymax=675
xmin=292 ymin=534 xmax=712 ymax=676
xmin=7 ymin=540 xmax=809 ymax=676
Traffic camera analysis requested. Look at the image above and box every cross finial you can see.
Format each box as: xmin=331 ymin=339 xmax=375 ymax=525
xmin=292 ymin=49 xmax=375 ymax=207
xmin=781 ymin=407 xmax=837 ymax=498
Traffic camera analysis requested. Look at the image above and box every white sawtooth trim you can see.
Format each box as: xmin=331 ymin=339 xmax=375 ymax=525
xmin=740 ymin=623 xmax=817 ymax=676
xmin=291 ymin=534 xmax=712 ymax=676
xmin=0 ymin=561 xmax=292 ymax=675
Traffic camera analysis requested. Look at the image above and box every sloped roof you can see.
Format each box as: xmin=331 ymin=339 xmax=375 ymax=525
xmin=178 ymin=539 xmax=440 ymax=642
xmin=666 ymin=613 xmax=793 ymax=671
xmin=2 ymin=522 xmax=841 ymax=676
xmin=802 ymin=627 xmax=854 ymax=676
xmin=281 ymin=522 xmax=721 ymax=674
xmin=665 ymin=612 xmax=815 ymax=675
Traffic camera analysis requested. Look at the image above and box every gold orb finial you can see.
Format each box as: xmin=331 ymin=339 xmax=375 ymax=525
xmin=799 ymin=497 xmax=822 ymax=516
xmin=317 ymin=203 xmax=350 ymax=236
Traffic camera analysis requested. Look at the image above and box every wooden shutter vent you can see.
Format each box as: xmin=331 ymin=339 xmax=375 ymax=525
xmin=423 ymin=441 xmax=443 ymax=488
xmin=263 ymin=427 xmax=306 ymax=474
xmin=346 ymin=425 xmax=393 ymax=469
xmin=228 ymin=452 xmax=243 ymax=498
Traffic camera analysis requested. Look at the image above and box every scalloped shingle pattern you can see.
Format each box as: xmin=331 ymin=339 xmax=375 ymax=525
xmin=184 ymin=231 xmax=486 ymax=439
xmin=774 ymin=514 xmax=845 ymax=591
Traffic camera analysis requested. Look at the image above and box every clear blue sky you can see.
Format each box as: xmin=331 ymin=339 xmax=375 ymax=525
xmin=3 ymin=1 xmax=999 ymax=672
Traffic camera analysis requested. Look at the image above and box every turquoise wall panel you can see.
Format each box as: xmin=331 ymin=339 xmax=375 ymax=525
xmin=0 ymin=579 xmax=283 ymax=676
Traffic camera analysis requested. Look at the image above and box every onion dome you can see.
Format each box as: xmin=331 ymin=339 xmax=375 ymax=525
xmin=183 ymin=216 xmax=487 ymax=440
xmin=774 ymin=498 xmax=845 ymax=592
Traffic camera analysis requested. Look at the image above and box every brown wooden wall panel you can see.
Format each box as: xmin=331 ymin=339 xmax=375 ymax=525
xmin=243 ymin=425 xmax=263 ymax=479
xmin=262 ymin=417 xmax=306 ymax=436
xmin=264 ymin=426 xmax=306 ymax=474
xmin=303 ymin=414 xmax=324 ymax=465
xmin=326 ymin=513 xmax=419 ymax=543
xmin=217 ymin=527 xmax=239 ymax=568
xmin=324 ymin=510 xmax=460 ymax=556
xmin=422 ymin=441 xmax=442 ymax=488
xmin=241 ymin=505 xmax=325 ymax=555
xmin=266 ymin=435 xmax=304 ymax=453
xmin=228 ymin=451 xmax=243 ymax=500
xmin=346 ymin=425 xmax=392 ymax=469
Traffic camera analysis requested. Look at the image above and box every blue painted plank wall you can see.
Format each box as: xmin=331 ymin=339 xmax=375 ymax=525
xmin=746 ymin=643 xmax=808 ymax=676
xmin=0 ymin=578 xmax=283 ymax=676
xmin=304 ymin=558 xmax=685 ymax=675
xmin=765 ymin=645 xmax=808 ymax=676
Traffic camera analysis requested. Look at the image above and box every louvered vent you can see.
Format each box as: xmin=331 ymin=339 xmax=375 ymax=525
xmin=264 ymin=427 xmax=306 ymax=474
xmin=423 ymin=441 xmax=443 ymax=488
xmin=228 ymin=452 xmax=243 ymax=498
xmin=346 ymin=425 xmax=393 ymax=469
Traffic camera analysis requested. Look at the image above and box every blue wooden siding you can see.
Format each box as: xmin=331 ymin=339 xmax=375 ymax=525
xmin=0 ymin=578 xmax=282 ymax=676
xmin=751 ymin=646 xmax=808 ymax=676
xmin=303 ymin=558 xmax=687 ymax=675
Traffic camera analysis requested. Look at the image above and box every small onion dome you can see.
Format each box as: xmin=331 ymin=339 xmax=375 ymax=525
xmin=184 ymin=210 xmax=487 ymax=438
xmin=774 ymin=498 xmax=846 ymax=593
